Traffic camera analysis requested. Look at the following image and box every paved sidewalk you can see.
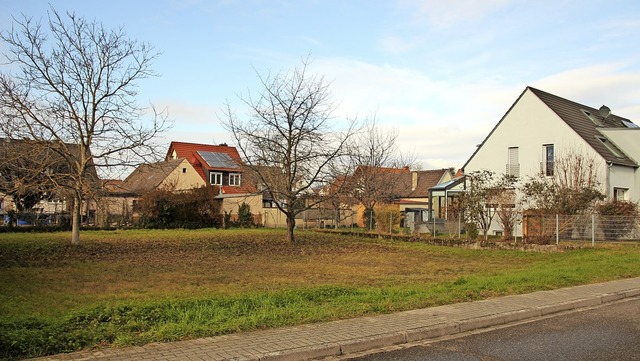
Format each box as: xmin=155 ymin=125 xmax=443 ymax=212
xmin=34 ymin=277 xmax=640 ymax=361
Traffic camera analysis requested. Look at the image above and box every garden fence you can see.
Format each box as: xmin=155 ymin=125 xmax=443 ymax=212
xmin=427 ymin=213 xmax=640 ymax=244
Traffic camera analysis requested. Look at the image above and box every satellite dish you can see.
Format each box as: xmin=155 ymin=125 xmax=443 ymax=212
xmin=599 ymin=105 xmax=611 ymax=119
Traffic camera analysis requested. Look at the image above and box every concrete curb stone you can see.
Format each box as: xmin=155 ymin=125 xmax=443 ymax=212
xmin=30 ymin=277 xmax=640 ymax=361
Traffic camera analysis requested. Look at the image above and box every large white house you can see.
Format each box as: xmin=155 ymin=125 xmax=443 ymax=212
xmin=462 ymin=86 xmax=640 ymax=235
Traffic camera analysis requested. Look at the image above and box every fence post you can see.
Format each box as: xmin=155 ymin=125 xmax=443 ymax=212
xmin=433 ymin=217 xmax=436 ymax=237
xmin=556 ymin=214 xmax=560 ymax=246
xmin=592 ymin=214 xmax=595 ymax=246
xmin=389 ymin=212 xmax=392 ymax=234
xmin=458 ymin=217 xmax=461 ymax=239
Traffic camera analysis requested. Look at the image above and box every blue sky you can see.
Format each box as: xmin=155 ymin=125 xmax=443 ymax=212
xmin=2 ymin=0 xmax=640 ymax=171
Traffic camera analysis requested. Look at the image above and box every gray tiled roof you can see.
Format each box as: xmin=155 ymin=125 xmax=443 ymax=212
xmin=528 ymin=87 xmax=637 ymax=167
xmin=463 ymin=87 xmax=638 ymax=171
xmin=122 ymin=158 xmax=185 ymax=194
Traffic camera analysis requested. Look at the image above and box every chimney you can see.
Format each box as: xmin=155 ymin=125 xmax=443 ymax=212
xmin=412 ymin=172 xmax=418 ymax=191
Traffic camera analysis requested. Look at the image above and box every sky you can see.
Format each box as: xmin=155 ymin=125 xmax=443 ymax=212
xmin=1 ymin=0 xmax=640 ymax=172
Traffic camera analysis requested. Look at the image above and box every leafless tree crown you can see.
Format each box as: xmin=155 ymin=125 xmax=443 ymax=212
xmin=0 ymin=7 xmax=171 ymax=243
xmin=222 ymin=59 xmax=358 ymax=242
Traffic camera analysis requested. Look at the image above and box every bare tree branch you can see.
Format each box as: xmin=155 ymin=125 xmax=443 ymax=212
xmin=0 ymin=7 xmax=171 ymax=244
xmin=222 ymin=58 xmax=358 ymax=242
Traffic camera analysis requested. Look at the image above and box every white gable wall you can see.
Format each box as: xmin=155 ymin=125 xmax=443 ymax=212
xmin=463 ymin=88 xmax=615 ymax=237
xmin=465 ymin=89 xmax=608 ymax=190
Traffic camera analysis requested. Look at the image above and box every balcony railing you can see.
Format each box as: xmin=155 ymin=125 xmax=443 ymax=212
xmin=506 ymin=163 xmax=520 ymax=177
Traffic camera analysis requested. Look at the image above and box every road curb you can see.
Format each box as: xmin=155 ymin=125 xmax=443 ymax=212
xmin=29 ymin=280 xmax=640 ymax=361
xmin=307 ymin=287 xmax=640 ymax=360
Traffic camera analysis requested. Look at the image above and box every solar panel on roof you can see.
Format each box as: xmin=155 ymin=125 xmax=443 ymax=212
xmin=197 ymin=151 xmax=239 ymax=169
xmin=621 ymin=120 xmax=639 ymax=129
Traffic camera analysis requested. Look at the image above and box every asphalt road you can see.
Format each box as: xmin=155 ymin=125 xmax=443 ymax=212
xmin=345 ymin=298 xmax=640 ymax=361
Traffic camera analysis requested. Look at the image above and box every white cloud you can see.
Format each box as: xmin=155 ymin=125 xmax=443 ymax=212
xmin=532 ymin=63 xmax=640 ymax=119
xmin=157 ymin=56 xmax=640 ymax=172
xmin=307 ymin=57 xmax=522 ymax=169
xmin=401 ymin=0 xmax=515 ymax=28
xmin=379 ymin=35 xmax=415 ymax=55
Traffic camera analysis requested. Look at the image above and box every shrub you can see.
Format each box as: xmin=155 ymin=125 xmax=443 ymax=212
xmin=362 ymin=207 xmax=375 ymax=231
xmin=237 ymin=203 xmax=253 ymax=228
xmin=374 ymin=206 xmax=401 ymax=234
xmin=597 ymin=200 xmax=639 ymax=240
xmin=465 ymin=223 xmax=479 ymax=240
xmin=137 ymin=186 xmax=221 ymax=229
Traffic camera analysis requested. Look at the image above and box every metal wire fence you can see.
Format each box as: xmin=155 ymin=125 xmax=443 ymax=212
xmin=420 ymin=213 xmax=640 ymax=245
xmin=522 ymin=214 xmax=640 ymax=244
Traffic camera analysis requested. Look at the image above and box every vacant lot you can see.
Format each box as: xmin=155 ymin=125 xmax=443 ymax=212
xmin=1 ymin=228 xmax=639 ymax=359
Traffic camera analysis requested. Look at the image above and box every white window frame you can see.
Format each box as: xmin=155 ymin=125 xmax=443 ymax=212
xmin=229 ymin=173 xmax=241 ymax=186
xmin=507 ymin=147 xmax=519 ymax=177
xmin=613 ymin=187 xmax=628 ymax=201
xmin=210 ymin=172 xmax=223 ymax=185
xmin=543 ymin=144 xmax=554 ymax=177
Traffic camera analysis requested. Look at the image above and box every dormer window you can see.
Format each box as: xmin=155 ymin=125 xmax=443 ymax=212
xmin=210 ymin=172 xmax=223 ymax=185
xmin=229 ymin=173 xmax=241 ymax=186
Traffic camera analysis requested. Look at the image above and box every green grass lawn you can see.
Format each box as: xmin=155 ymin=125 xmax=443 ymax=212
xmin=1 ymin=228 xmax=639 ymax=360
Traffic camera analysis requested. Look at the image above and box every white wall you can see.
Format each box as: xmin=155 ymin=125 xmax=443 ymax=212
xmin=463 ymin=88 xmax=614 ymax=236
xmin=600 ymin=129 xmax=640 ymax=202
xmin=609 ymin=165 xmax=637 ymax=201
xmin=465 ymin=88 xmax=607 ymax=191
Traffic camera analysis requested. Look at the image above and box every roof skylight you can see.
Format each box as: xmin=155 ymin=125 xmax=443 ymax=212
xmin=582 ymin=109 xmax=603 ymax=126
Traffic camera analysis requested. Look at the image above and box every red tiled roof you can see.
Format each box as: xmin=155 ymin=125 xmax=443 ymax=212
xmin=166 ymin=141 xmax=255 ymax=194
xmin=166 ymin=141 xmax=244 ymax=180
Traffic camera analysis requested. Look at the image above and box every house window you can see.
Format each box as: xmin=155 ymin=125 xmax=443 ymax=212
xmin=182 ymin=168 xmax=186 ymax=174
xmin=613 ymin=188 xmax=628 ymax=201
xmin=229 ymin=173 xmax=241 ymax=186
xmin=506 ymin=147 xmax=519 ymax=177
xmin=210 ymin=172 xmax=223 ymax=185
xmin=543 ymin=144 xmax=554 ymax=176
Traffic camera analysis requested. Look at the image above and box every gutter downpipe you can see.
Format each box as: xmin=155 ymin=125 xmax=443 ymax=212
xmin=606 ymin=161 xmax=613 ymax=200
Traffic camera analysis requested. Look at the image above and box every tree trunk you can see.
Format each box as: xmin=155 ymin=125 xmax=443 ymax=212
xmin=71 ymin=196 xmax=81 ymax=245
xmin=286 ymin=214 xmax=296 ymax=243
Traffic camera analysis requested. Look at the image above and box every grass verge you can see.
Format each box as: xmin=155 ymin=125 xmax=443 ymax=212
xmin=0 ymin=228 xmax=639 ymax=360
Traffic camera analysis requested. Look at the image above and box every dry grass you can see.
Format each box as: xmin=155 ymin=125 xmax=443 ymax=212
xmin=1 ymin=228 xmax=639 ymax=359
xmin=1 ymin=228 xmax=537 ymax=318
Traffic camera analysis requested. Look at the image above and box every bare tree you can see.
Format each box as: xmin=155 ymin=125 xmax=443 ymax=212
xmin=344 ymin=116 xmax=412 ymax=230
xmin=460 ymin=170 xmax=499 ymax=240
xmin=493 ymin=174 xmax=520 ymax=240
xmin=222 ymin=59 xmax=358 ymax=242
xmin=0 ymin=8 xmax=170 ymax=244
xmin=522 ymin=149 xmax=604 ymax=215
